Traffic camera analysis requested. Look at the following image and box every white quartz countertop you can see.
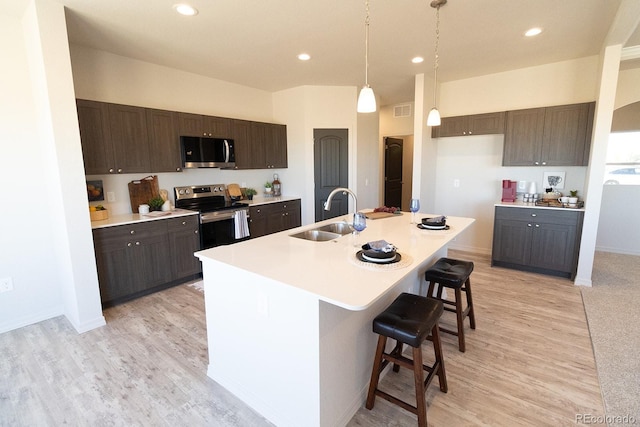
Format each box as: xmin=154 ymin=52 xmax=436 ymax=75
xmin=242 ymin=195 xmax=300 ymax=207
xmin=495 ymin=200 xmax=586 ymax=212
xmin=90 ymin=208 xmax=198 ymax=229
xmin=90 ymin=196 xmax=301 ymax=229
xmin=196 ymin=211 xmax=475 ymax=311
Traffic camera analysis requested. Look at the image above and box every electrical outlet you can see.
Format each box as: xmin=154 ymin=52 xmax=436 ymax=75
xmin=0 ymin=277 xmax=13 ymax=293
xmin=106 ymin=192 xmax=116 ymax=202
xmin=453 ymin=179 xmax=460 ymax=188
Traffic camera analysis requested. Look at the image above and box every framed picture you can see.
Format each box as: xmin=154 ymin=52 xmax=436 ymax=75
xmin=87 ymin=180 xmax=104 ymax=201
xmin=543 ymin=172 xmax=565 ymax=190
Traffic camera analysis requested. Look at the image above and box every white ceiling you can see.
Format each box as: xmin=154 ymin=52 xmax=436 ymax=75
xmin=5 ymin=0 xmax=639 ymax=106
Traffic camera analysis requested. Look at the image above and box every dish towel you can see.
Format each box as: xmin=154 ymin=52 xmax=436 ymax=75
xmin=234 ymin=210 xmax=250 ymax=239
xmin=366 ymin=240 xmax=397 ymax=253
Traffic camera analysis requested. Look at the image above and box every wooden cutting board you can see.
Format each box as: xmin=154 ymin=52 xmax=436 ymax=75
xmin=227 ymin=183 xmax=242 ymax=198
xmin=366 ymin=212 xmax=402 ymax=220
xmin=128 ymin=175 xmax=159 ymax=213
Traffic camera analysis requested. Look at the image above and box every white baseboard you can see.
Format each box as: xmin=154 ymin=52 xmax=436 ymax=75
xmin=594 ymin=246 xmax=640 ymax=256
xmin=69 ymin=315 xmax=107 ymax=334
xmin=0 ymin=305 xmax=64 ymax=334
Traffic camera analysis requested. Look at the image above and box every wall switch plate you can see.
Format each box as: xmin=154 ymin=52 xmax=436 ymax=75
xmin=106 ymin=192 xmax=116 ymax=202
xmin=453 ymin=179 xmax=460 ymax=188
xmin=518 ymin=181 xmax=527 ymax=190
xmin=0 ymin=277 xmax=13 ymax=293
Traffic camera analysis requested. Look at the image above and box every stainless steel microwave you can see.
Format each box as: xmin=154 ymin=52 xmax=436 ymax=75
xmin=180 ymin=136 xmax=236 ymax=169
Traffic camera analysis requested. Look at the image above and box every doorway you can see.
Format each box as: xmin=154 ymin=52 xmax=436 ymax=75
xmin=314 ymin=129 xmax=349 ymax=222
xmin=384 ymin=137 xmax=403 ymax=209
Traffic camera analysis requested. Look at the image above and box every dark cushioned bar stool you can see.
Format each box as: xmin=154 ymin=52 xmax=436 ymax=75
xmin=366 ymin=293 xmax=447 ymax=427
xmin=424 ymin=257 xmax=476 ymax=352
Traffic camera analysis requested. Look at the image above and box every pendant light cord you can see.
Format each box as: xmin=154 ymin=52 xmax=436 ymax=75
xmin=364 ymin=0 xmax=371 ymax=87
xmin=433 ymin=4 xmax=440 ymax=107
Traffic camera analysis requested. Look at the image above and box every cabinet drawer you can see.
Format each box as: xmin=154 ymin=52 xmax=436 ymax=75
xmin=495 ymin=207 xmax=580 ymax=225
xmin=93 ymin=221 xmax=168 ymax=247
xmin=166 ymin=215 xmax=199 ymax=231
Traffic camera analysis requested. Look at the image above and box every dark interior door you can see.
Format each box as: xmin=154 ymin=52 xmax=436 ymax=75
xmin=314 ymin=129 xmax=348 ymax=222
xmin=384 ymin=137 xmax=403 ymax=209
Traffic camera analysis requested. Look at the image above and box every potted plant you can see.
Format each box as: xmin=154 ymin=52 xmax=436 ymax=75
xmin=264 ymin=181 xmax=273 ymax=195
xmin=148 ymin=196 xmax=165 ymax=211
xmin=245 ymin=188 xmax=257 ymax=200
xmin=569 ymin=190 xmax=578 ymax=197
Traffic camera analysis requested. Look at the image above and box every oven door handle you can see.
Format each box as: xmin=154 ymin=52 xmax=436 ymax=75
xmin=200 ymin=208 xmax=249 ymax=224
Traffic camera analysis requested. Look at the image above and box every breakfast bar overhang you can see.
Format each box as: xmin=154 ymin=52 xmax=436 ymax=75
xmin=195 ymin=212 xmax=475 ymax=427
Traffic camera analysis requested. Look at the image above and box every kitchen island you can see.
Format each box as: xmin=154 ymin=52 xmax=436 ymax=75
xmin=195 ymin=212 xmax=475 ymax=427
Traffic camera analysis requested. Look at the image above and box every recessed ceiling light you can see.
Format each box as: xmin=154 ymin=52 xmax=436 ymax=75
xmin=298 ymin=53 xmax=311 ymax=61
xmin=173 ymin=4 xmax=198 ymax=16
xmin=525 ymin=27 xmax=543 ymax=37
xmin=412 ymin=56 xmax=424 ymax=64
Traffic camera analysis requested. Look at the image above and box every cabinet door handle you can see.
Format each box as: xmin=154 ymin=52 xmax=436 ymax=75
xmin=194 ymin=230 xmax=198 ymax=234
xmin=127 ymin=242 xmax=132 ymax=247
xmin=534 ymin=161 xmax=540 ymax=165
xmin=130 ymin=230 xmax=135 ymax=234
xmin=182 ymin=221 xmax=186 ymax=225
xmin=135 ymin=241 xmax=140 ymax=245
xmin=109 ymin=168 xmax=115 ymax=173
xmin=117 ymin=168 xmax=123 ymax=173
xmin=531 ymin=213 xmax=537 ymax=217
xmin=527 ymin=223 xmax=532 ymax=227
xmin=535 ymin=224 xmax=540 ymax=228
xmin=541 ymin=162 xmax=547 ymax=165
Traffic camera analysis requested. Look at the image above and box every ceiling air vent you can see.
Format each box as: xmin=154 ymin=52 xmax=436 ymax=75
xmin=393 ymin=104 xmax=411 ymax=118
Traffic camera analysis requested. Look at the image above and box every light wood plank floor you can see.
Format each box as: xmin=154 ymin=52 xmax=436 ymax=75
xmin=0 ymin=250 xmax=604 ymax=426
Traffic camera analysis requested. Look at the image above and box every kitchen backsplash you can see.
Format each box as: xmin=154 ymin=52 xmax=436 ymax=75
xmin=87 ymin=168 xmax=289 ymax=215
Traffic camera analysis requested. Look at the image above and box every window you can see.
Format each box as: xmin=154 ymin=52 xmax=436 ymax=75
xmin=604 ymin=131 xmax=640 ymax=185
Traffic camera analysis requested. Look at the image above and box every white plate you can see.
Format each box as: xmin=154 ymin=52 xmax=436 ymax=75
xmin=418 ymin=224 xmax=450 ymax=230
xmin=361 ymin=252 xmax=397 ymax=263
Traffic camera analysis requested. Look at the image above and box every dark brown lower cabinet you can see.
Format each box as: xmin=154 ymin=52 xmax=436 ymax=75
xmin=167 ymin=216 xmax=202 ymax=278
xmin=249 ymin=199 xmax=301 ymax=238
xmin=92 ymin=214 xmax=201 ymax=307
xmin=491 ymin=207 xmax=584 ymax=279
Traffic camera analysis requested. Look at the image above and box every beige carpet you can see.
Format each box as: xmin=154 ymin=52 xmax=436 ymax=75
xmin=581 ymin=252 xmax=640 ymax=426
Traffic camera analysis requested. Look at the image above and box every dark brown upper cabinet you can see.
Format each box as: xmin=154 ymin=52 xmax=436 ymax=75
xmin=146 ymin=109 xmax=182 ymax=172
xmin=77 ymin=99 xmax=114 ymax=175
xmin=232 ymin=120 xmax=288 ymax=169
xmin=431 ymin=112 xmax=505 ymax=138
xmin=77 ymin=100 xmax=151 ymax=175
xmin=77 ymin=99 xmax=287 ymax=173
xmin=178 ymin=113 xmax=231 ymax=138
xmin=503 ymin=102 xmax=594 ymax=166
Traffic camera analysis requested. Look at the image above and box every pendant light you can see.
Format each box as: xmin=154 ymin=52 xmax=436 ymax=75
xmin=357 ymin=0 xmax=376 ymax=113
xmin=427 ymin=0 xmax=446 ymax=127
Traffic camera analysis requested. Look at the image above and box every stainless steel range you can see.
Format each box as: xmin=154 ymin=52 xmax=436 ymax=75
xmin=174 ymin=184 xmax=250 ymax=249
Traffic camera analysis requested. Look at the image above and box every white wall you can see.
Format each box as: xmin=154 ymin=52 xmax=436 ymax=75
xmin=0 ymin=1 xmax=104 ymax=334
xmin=595 ymin=64 xmax=640 ymax=255
xmin=272 ymin=85 xmax=371 ymax=225
xmin=71 ymin=46 xmax=294 ymax=216
xmin=424 ymin=57 xmax=599 ymax=253
xmin=72 ymin=48 xmax=374 ymax=224
xmin=380 ymin=59 xmax=598 ymax=253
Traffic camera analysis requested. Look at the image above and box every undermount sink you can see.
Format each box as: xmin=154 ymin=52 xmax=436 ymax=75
xmin=314 ymin=222 xmax=354 ymax=235
xmin=290 ymin=222 xmax=354 ymax=241
xmin=290 ymin=229 xmax=342 ymax=242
